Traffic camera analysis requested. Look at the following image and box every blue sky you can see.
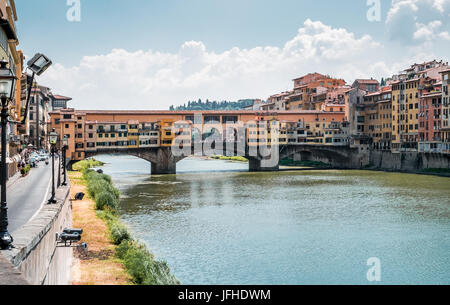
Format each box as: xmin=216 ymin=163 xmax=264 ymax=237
xmin=17 ymin=0 xmax=391 ymax=65
xmin=14 ymin=0 xmax=450 ymax=109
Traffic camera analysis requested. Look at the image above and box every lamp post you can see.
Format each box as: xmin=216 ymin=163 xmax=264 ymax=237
xmin=20 ymin=54 xmax=52 ymax=148
xmin=62 ymin=136 xmax=68 ymax=186
xmin=0 ymin=54 xmax=52 ymax=250
xmin=57 ymin=145 xmax=61 ymax=188
xmin=0 ymin=60 xmax=17 ymax=250
xmin=48 ymin=130 xmax=58 ymax=204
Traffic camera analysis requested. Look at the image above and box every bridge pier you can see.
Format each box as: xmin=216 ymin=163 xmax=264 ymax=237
xmin=150 ymin=147 xmax=177 ymax=175
xmin=248 ymin=157 xmax=280 ymax=172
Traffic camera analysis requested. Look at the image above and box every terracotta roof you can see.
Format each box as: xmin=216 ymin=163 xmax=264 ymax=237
xmin=422 ymin=91 xmax=442 ymax=97
xmin=354 ymin=79 xmax=379 ymax=84
xmin=52 ymin=95 xmax=72 ymax=100
xmin=54 ymin=109 xmax=345 ymax=116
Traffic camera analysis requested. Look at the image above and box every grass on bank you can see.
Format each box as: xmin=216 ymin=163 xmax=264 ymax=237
xmin=210 ymin=155 xmax=248 ymax=162
xmin=421 ymin=168 xmax=450 ymax=174
xmin=74 ymin=159 xmax=180 ymax=285
xmin=69 ymin=170 xmax=131 ymax=285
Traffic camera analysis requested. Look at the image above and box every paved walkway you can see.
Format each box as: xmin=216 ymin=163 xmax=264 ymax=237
xmin=7 ymin=160 xmax=56 ymax=233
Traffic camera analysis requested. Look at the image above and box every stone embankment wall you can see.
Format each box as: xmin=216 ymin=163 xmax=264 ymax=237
xmin=1 ymin=184 xmax=73 ymax=285
xmin=369 ymin=151 xmax=450 ymax=172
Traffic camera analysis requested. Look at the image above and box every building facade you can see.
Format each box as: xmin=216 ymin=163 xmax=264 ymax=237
xmin=50 ymin=109 xmax=348 ymax=162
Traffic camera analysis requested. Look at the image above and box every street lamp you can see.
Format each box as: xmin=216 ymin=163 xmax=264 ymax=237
xmin=0 ymin=60 xmax=17 ymax=250
xmin=27 ymin=53 xmax=52 ymax=77
xmin=0 ymin=53 xmax=52 ymax=250
xmin=48 ymin=129 xmax=58 ymax=204
xmin=19 ymin=54 xmax=53 ymax=151
xmin=62 ymin=136 xmax=68 ymax=186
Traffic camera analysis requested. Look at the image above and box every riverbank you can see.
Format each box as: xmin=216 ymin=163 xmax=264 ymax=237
xmin=69 ymin=171 xmax=131 ymax=285
xmin=210 ymin=155 xmax=248 ymax=162
xmin=70 ymin=159 xmax=180 ymax=285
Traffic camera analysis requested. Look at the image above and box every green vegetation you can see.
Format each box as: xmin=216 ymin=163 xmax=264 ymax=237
xmin=211 ymin=155 xmax=248 ymax=162
xmin=21 ymin=165 xmax=31 ymax=176
xmin=421 ymin=168 xmax=450 ymax=174
xmin=116 ymin=240 xmax=180 ymax=285
xmin=279 ymin=159 xmax=332 ymax=168
xmin=73 ymin=158 xmax=180 ymax=285
xmin=73 ymin=158 xmax=104 ymax=172
xmin=170 ymin=99 xmax=255 ymax=111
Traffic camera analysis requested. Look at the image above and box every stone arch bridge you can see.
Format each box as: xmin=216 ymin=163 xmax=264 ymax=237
xmin=84 ymin=143 xmax=367 ymax=174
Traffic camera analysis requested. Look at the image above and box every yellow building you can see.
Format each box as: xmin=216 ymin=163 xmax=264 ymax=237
xmin=0 ymin=0 xmax=24 ymax=174
xmin=159 ymin=119 xmax=175 ymax=147
xmin=127 ymin=120 xmax=140 ymax=148
xmin=392 ymin=78 xmax=422 ymax=152
xmin=362 ymin=88 xmax=392 ymax=150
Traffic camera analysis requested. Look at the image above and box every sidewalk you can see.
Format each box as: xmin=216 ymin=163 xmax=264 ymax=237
xmin=7 ymin=171 xmax=22 ymax=189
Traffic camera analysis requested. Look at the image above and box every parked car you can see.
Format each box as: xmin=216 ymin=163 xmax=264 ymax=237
xmin=39 ymin=154 xmax=48 ymax=161
xmin=29 ymin=157 xmax=37 ymax=168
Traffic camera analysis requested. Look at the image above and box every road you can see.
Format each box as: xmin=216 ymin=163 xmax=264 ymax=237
xmin=7 ymin=160 xmax=55 ymax=233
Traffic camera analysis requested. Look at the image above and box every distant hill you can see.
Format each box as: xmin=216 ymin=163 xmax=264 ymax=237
xmin=169 ymin=99 xmax=256 ymax=111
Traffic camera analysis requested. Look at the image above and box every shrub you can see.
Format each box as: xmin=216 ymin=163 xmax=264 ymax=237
xmin=21 ymin=165 xmax=31 ymax=176
xmin=116 ymin=240 xmax=180 ymax=285
xmin=87 ymin=178 xmax=110 ymax=198
xmin=73 ymin=159 xmax=104 ymax=172
xmin=95 ymin=191 xmax=118 ymax=210
xmin=110 ymin=222 xmax=131 ymax=245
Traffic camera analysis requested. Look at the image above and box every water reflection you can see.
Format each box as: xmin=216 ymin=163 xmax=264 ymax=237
xmin=96 ymin=154 xmax=450 ymax=285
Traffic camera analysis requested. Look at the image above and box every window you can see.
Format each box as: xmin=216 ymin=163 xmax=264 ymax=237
xmin=222 ymin=116 xmax=238 ymax=123
xmin=65 ymin=124 xmax=69 ymax=129
xmin=63 ymin=114 xmax=72 ymax=119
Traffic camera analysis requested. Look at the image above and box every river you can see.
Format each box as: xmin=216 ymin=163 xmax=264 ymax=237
xmin=95 ymin=154 xmax=450 ymax=285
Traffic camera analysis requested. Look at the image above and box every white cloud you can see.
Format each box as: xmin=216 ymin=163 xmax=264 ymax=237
xmin=36 ymin=18 xmax=440 ymax=110
xmin=386 ymin=0 xmax=450 ymax=43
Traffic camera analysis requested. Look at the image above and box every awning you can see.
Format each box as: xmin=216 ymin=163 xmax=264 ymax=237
xmin=0 ymin=18 xmax=17 ymax=41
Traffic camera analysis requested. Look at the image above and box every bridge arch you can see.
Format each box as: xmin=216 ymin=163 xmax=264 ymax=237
xmin=86 ymin=147 xmax=187 ymax=175
xmin=280 ymin=145 xmax=359 ymax=168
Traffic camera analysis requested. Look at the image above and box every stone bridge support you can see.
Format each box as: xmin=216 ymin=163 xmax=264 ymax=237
xmin=248 ymin=157 xmax=280 ymax=172
xmin=130 ymin=147 xmax=185 ymax=175
xmin=246 ymin=145 xmax=280 ymax=172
